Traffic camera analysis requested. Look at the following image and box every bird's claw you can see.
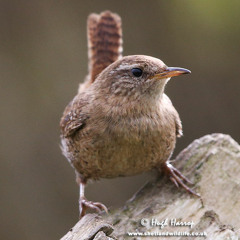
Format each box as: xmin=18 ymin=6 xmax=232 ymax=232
xmin=79 ymin=197 xmax=108 ymax=218
xmin=163 ymin=161 xmax=200 ymax=197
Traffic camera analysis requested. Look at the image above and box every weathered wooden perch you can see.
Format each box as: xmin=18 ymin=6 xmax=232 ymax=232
xmin=61 ymin=134 xmax=240 ymax=240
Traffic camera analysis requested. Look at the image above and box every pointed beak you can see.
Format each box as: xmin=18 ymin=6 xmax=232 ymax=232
xmin=153 ymin=67 xmax=191 ymax=79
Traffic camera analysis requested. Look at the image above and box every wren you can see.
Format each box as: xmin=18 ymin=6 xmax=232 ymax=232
xmin=60 ymin=11 xmax=198 ymax=218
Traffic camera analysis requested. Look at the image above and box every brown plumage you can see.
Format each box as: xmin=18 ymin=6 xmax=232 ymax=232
xmin=60 ymin=11 xmax=198 ymax=218
xmin=79 ymin=11 xmax=122 ymax=92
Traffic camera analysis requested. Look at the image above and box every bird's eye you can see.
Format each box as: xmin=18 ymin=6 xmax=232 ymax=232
xmin=131 ymin=68 xmax=143 ymax=77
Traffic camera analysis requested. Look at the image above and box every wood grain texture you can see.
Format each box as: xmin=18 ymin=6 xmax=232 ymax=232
xmin=60 ymin=214 xmax=114 ymax=240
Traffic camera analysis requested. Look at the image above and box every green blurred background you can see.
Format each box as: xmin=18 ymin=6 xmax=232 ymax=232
xmin=1 ymin=0 xmax=240 ymax=239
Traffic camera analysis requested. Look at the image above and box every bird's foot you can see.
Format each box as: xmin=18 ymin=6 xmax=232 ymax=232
xmin=162 ymin=161 xmax=200 ymax=197
xmin=79 ymin=197 xmax=108 ymax=218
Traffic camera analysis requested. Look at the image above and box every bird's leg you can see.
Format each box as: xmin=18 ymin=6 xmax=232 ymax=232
xmin=162 ymin=160 xmax=200 ymax=197
xmin=76 ymin=175 xmax=108 ymax=218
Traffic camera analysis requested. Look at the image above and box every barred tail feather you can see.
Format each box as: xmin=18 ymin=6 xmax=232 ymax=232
xmin=87 ymin=11 xmax=123 ymax=83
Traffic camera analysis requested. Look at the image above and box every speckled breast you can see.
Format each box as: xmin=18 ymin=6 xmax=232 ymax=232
xmin=61 ymin=112 xmax=177 ymax=180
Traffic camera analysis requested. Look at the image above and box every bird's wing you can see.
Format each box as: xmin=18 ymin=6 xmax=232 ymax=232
xmin=162 ymin=93 xmax=183 ymax=138
xmin=87 ymin=11 xmax=122 ymax=83
xmin=175 ymin=115 xmax=183 ymax=138
xmin=60 ymin=97 xmax=89 ymax=137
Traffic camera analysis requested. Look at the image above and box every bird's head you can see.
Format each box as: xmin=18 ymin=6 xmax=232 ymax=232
xmin=93 ymin=55 xmax=190 ymax=102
